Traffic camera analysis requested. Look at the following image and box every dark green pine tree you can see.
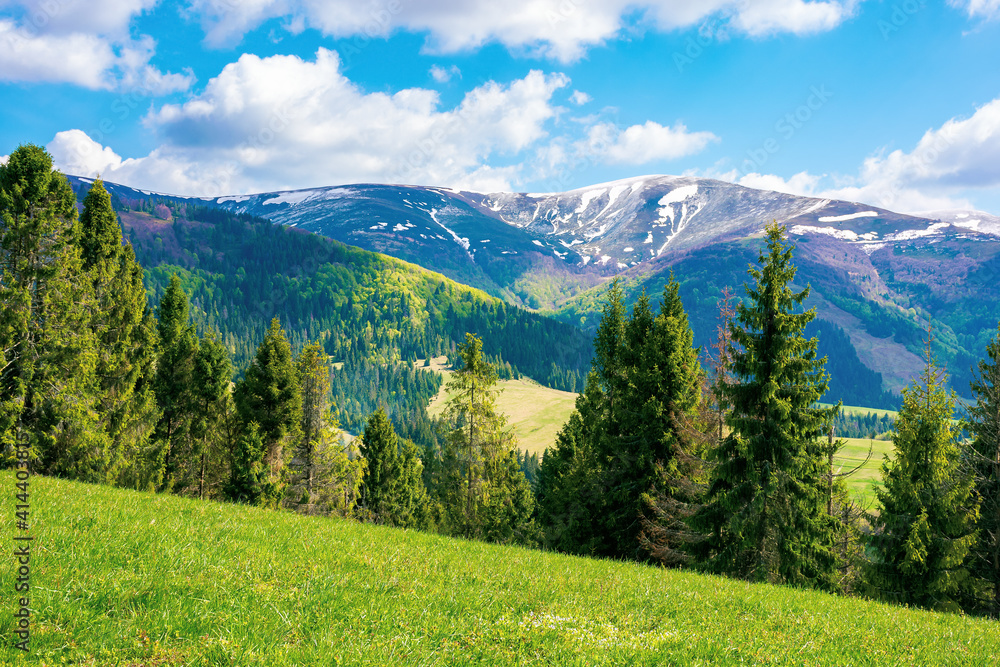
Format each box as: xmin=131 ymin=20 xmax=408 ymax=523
xmin=482 ymin=449 xmax=539 ymax=546
xmin=866 ymin=339 xmax=979 ymax=612
xmin=0 ymin=144 xmax=105 ymax=479
xmin=152 ymin=274 xmax=199 ymax=492
xmin=225 ymin=421 xmax=280 ymax=507
xmin=234 ymin=317 xmax=302 ymax=499
xmin=537 ymin=371 xmax=605 ymax=555
xmin=603 ymin=276 xmax=704 ymax=558
xmin=190 ymin=331 xmax=234 ymax=500
xmin=968 ymin=323 xmax=1000 ymax=617
xmin=691 ymin=222 xmax=838 ymax=590
xmin=78 ymin=179 xmax=159 ymax=487
xmin=359 ymin=407 xmax=401 ymax=522
xmin=292 ymin=341 xmax=332 ymax=506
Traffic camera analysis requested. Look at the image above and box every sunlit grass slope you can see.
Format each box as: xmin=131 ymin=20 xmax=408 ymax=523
xmin=3 ymin=474 xmax=999 ymax=665
xmin=423 ymin=358 xmax=576 ymax=456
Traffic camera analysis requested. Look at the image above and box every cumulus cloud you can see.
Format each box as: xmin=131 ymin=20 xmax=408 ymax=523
xmin=429 ymin=64 xmax=460 ymax=83
xmin=46 ymin=48 xmax=720 ymax=196
xmin=0 ymin=1 xmax=192 ymax=92
xmin=48 ymin=49 xmax=578 ymax=194
xmin=569 ymin=90 xmax=592 ymax=105
xmin=47 ymin=130 xmax=125 ymax=176
xmin=584 ymin=120 xmax=719 ymax=165
xmin=184 ymin=0 xmax=858 ymax=62
xmin=704 ymin=99 xmax=1000 ymax=212
xmin=948 ymin=0 xmax=1000 ymax=20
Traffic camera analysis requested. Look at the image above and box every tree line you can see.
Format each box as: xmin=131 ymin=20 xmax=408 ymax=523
xmin=1 ymin=145 xmax=537 ymax=545
xmin=4 ymin=145 xmax=999 ymax=618
xmin=536 ymin=223 xmax=1000 ymax=617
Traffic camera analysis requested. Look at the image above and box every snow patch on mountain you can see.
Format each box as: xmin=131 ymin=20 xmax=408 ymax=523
xmin=818 ymin=211 xmax=878 ymax=223
xmin=790 ymin=225 xmax=878 ymax=241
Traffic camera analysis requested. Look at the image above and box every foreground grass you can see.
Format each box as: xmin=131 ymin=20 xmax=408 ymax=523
xmin=3 ymin=475 xmax=999 ymax=665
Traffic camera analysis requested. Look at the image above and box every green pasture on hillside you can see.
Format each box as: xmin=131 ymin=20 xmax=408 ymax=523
xmin=2 ymin=474 xmax=998 ymax=665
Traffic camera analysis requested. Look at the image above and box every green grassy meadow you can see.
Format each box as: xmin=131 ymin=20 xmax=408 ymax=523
xmin=831 ymin=437 xmax=895 ymax=508
xmin=422 ymin=359 xmax=577 ymax=456
xmin=3 ymin=474 xmax=1000 ymax=665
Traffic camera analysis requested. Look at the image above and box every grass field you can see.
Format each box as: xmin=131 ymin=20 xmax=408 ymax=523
xmin=3 ymin=473 xmax=999 ymax=665
xmin=818 ymin=402 xmax=900 ymax=419
xmin=421 ymin=358 xmax=576 ymax=456
xmin=831 ymin=437 xmax=895 ymax=508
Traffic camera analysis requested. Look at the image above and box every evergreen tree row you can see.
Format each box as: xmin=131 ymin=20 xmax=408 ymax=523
xmin=538 ymin=222 xmax=1000 ymax=617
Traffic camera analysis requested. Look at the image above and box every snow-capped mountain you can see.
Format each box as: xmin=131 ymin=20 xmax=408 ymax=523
xmin=70 ymin=174 xmax=1000 ymax=401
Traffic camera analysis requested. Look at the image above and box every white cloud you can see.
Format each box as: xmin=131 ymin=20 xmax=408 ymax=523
xmin=49 ymin=49 xmax=576 ymax=195
xmin=704 ymin=99 xmax=1000 ymax=213
xmin=184 ymin=0 xmax=857 ymax=62
xmin=429 ymin=64 xmax=460 ymax=83
xmin=0 ymin=0 xmax=157 ymax=36
xmin=584 ymin=120 xmax=719 ymax=165
xmin=569 ymin=90 xmax=591 ymax=105
xmin=733 ymin=170 xmax=824 ymax=196
xmin=47 ymin=129 xmax=125 ymax=176
xmin=0 ymin=154 xmax=8 ymax=165
xmin=948 ymin=0 xmax=1000 ymax=20
xmin=0 ymin=1 xmax=192 ymax=92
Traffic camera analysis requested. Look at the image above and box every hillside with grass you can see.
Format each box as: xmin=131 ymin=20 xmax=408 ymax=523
xmin=3 ymin=473 xmax=999 ymax=666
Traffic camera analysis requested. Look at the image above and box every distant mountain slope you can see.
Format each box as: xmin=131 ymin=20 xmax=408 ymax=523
xmin=69 ymin=174 xmax=1000 ymax=405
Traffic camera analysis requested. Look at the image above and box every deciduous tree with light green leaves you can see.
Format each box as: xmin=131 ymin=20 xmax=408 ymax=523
xmin=867 ymin=338 xmax=980 ymax=612
xmin=691 ymin=222 xmax=839 ymax=590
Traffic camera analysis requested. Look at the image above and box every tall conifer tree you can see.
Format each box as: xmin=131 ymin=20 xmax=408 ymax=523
xmin=78 ymin=179 xmax=159 ymax=486
xmin=440 ymin=333 xmax=533 ymax=541
xmin=603 ymin=277 xmax=704 ymax=558
xmin=867 ymin=340 xmax=979 ymax=612
xmin=191 ymin=331 xmax=234 ymax=500
xmin=968 ymin=323 xmax=1000 ymax=616
xmin=234 ymin=317 xmax=302 ymax=493
xmin=0 ymin=145 xmax=104 ymax=478
xmin=692 ymin=223 xmax=838 ymax=590
xmin=153 ymin=274 xmax=199 ymax=491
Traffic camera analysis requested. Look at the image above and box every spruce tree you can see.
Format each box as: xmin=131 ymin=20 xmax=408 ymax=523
xmin=234 ymin=317 xmax=302 ymax=496
xmin=603 ymin=276 xmax=704 ymax=558
xmin=191 ymin=331 xmax=234 ymax=500
xmin=360 ymin=407 xmax=400 ymax=521
xmin=0 ymin=144 xmax=105 ymax=478
xmin=78 ymin=179 xmax=159 ymax=486
xmin=691 ymin=223 xmax=838 ymax=590
xmin=359 ymin=407 xmax=429 ymax=528
xmin=225 ymin=422 xmax=281 ymax=507
xmin=537 ymin=371 xmax=605 ymax=554
xmin=152 ymin=274 xmax=199 ymax=491
xmin=968 ymin=323 xmax=1000 ymax=616
xmin=867 ymin=339 xmax=979 ymax=612
xmin=294 ymin=341 xmax=332 ymax=503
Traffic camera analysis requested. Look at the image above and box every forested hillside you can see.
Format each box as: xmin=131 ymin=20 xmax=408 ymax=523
xmin=86 ymin=191 xmax=592 ymax=441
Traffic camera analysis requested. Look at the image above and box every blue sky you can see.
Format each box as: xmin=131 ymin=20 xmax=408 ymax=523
xmin=2 ymin=1 xmax=999 ymax=214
